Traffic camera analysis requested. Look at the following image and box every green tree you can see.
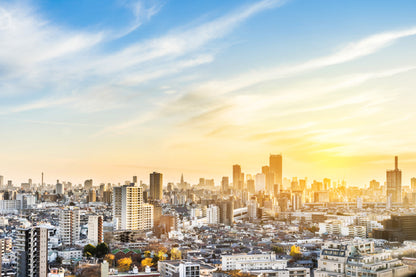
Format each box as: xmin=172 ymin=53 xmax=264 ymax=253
xmin=83 ymin=244 xmax=96 ymax=257
xmin=96 ymin=242 xmax=110 ymax=258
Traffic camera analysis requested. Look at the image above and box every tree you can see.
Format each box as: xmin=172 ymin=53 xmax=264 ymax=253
xmin=104 ymin=254 xmax=115 ymax=267
xmin=118 ymin=257 xmax=132 ymax=272
xmin=171 ymin=248 xmax=181 ymax=260
xmin=144 ymin=250 xmax=151 ymax=258
xmin=55 ymin=255 xmax=63 ymax=265
xmin=141 ymin=257 xmax=153 ymax=268
xmin=96 ymin=242 xmax=110 ymax=258
xmin=290 ymin=245 xmax=302 ymax=260
xmin=83 ymin=244 xmax=96 ymax=257
xmin=272 ymin=246 xmax=285 ymax=254
xmin=158 ymin=250 xmax=167 ymax=261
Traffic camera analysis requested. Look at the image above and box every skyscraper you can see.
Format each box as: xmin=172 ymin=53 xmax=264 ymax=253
xmin=386 ymin=156 xmax=402 ymax=203
xmin=56 ymin=180 xmax=63 ymax=195
xmin=16 ymin=227 xmax=48 ymax=277
xmin=0 ymin=175 xmax=3 ymax=189
xmin=221 ymin=176 xmax=229 ymax=193
xmin=411 ymin=177 xmax=416 ymax=192
xmin=112 ymin=186 xmax=122 ymax=230
xmin=59 ymin=207 xmax=80 ymax=246
xmin=232 ymin=164 xmax=241 ymax=190
xmin=113 ymin=184 xmax=154 ymax=231
xmin=269 ymin=154 xmax=282 ymax=189
xmin=150 ymin=172 xmax=163 ymax=200
xmin=88 ymin=215 xmax=103 ymax=245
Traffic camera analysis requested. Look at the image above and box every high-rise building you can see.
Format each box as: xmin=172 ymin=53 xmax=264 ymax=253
xmin=233 ymin=165 xmax=241 ymax=190
xmin=221 ymin=177 xmax=229 ymax=193
xmin=150 ymin=172 xmax=163 ymax=200
xmin=218 ymin=199 xmax=234 ymax=226
xmin=56 ymin=180 xmax=63 ymax=195
xmin=207 ymin=205 xmax=220 ymax=224
xmin=112 ymin=186 xmax=123 ymax=230
xmin=121 ymin=184 xmax=143 ymax=230
xmin=88 ymin=189 xmax=96 ymax=202
xmin=84 ymin=179 xmax=93 ymax=191
xmin=255 ymin=173 xmax=266 ymax=192
xmin=59 ymin=207 xmax=80 ymax=246
xmin=0 ymin=176 xmax=3 ymax=189
xmin=411 ymin=177 xmax=416 ymax=192
xmin=262 ymin=166 xmax=274 ymax=195
xmin=269 ymin=154 xmax=282 ymax=189
xmin=113 ymin=184 xmax=153 ymax=231
xmin=87 ymin=215 xmax=103 ymax=245
xmin=16 ymin=227 xmax=48 ymax=277
xmin=386 ymin=156 xmax=402 ymax=203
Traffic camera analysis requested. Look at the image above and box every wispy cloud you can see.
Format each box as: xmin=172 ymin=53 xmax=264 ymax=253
xmin=193 ymin=27 xmax=416 ymax=95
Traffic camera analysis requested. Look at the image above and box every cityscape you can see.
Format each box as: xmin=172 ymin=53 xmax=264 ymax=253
xmin=1 ymin=0 xmax=416 ymax=277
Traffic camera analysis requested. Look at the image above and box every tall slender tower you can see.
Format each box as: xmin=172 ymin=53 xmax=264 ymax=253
xmin=269 ymin=154 xmax=282 ymax=190
xmin=150 ymin=172 xmax=163 ymax=200
xmin=386 ymin=156 xmax=402 ymax=204
xmin=16 ymin=227 xmax=48 ymax=277
xmin=232 ymin=165 xmax=241 ymax=190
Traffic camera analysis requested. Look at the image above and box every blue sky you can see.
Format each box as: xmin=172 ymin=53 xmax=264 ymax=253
xmin=1 ymin=0 xmax=416 ymax=186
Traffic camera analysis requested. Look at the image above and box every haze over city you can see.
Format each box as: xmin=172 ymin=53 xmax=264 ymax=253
xmin=1 ymin=0 xmax=416 ymax=186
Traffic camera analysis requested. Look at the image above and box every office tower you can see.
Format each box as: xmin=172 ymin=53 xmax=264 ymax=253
xmin=16 ymin=227 xmax=48 ymax=277
xmin=221 ymin=177 xmax=229 ymax=193
xmin=133 ymin=176 xmax=138 ymax=183
xmin=56 ymin=180 xmax=63 ymax=195
xmin=247 ymin=179 xmax=255 ymax=194
xmin=112 ymin=186 xmax=122 ymax=230
xmin=0 ymin=175 xmax=3 ymax=189
xmin=269 ymin=154 xmax=282 ymax=188
xmin=323 ymin=178 xmax=331 ymax=190
xmin=232 ymin=164 xmax=241 ymax=190
xmin=369 ymin=180 xmax=380 ymax=190
xmin=262 ymin=166 xmax=274 ymax=194
xmin=411 ymin=177 xmax=416 ymax=192
xmin=84 ymin=179 xmax=93 ymax=190
xmin=386 ymin=156 xmax=402 ymax=203
xmin=247 ymin=199 xmax=258 ymax=220
xmin=59 ymin=207 xmax=80 ymax=246
xmin=150 ymin=172 xmax=163 ymax=200
xmin=255 ymin=173 xmax=266 ymax=192
xmin=88 ymin=189 xmax=96 ymax=202
xmin=218 ymin=199 xmax=234 ymax=226
xmin=373 ymin=214 xmax=416 ymax=242
xmin=292 ymin=192 xmax=302 ymax=211
xmin=87 ymin=215 xmax=103 ymax=245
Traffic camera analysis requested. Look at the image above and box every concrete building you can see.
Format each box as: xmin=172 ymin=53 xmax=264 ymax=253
xmin=150 ymin=172 xmax=163 ymax=200
xmin=206 ymin=205 xmax=220 ymax=224
xmin=16 ymin=227 xmax=48 ymax=277
xmin=221 ymin=252 xmax=287 ymax=271
xmin=87 ymin=215 xmax=103 ymax=245
xmin=158 ymin=260 xmax=201 ymax=277
xmin=386 ymin=156 xmax=402 ymax=203
xmin=59 ymin=207 xmax=80 ymax=246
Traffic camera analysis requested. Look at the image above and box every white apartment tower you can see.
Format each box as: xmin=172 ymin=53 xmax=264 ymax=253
xmin=113 ymin=184 xmax=153 ymax=231
xmin=207 ymin=205 xmax=220 ymax=224
xmin=59 ymin=207 xmax=80 ymax=246
xmin=88 ymin=215 xmax=103 ymax=245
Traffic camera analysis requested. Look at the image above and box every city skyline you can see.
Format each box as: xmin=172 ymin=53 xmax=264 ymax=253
xmin=1 ymin=0 xmax=416 ymax=186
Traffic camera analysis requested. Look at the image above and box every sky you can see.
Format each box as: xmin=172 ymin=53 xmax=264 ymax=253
xmin=1 ymin=0 xmax=416 ymax=187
